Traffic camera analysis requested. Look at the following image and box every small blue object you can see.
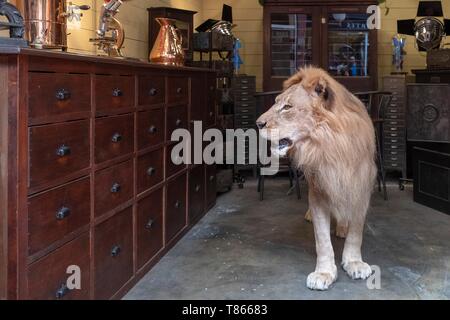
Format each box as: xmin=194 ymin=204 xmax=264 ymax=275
xmin=233 ymin=38 xmax=243 ymax=73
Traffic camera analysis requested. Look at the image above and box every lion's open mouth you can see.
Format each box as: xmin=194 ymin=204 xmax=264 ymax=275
xmin=278 ymin=138 xmax=293 ymax=151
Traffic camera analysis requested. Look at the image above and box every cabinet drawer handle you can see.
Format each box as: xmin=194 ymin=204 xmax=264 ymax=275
xmin=56 ymin=206 xmax=71 ymax=220
xmin=149 ymin=88 xmax=157 ymax=96
xmin=56 ymin=144 xmax=71 ymax=157
xmin=175 ymin=119 xmax=182 ymax=127
xmin=241 ymin=98 xmax=249 ymax=101
xmin=391 ymin=139 xmax=398 ymax=143
xmin=110 ymin=183 xmax=121 ymax=193
xmin=195 ymin=184 xmax=201 ymax=192
xmin=111 ymin=133 xmax=123 ymax=143
xmin=241 ymin=80 xmax=248 ymax=84
xmin=145 ymin=219 xmax=154 ymax=230
xmin=174 ymin=200 xmax=181 ymax=209
xmin=111 ymin=245 xmax=121 ymax=257
xmin=55 ymin=284 xmax=70 ymax=299
xmin=209 ymin=111 xmax=214 ymax=117
xmin=209 ymin=175 xmax=214 ymax=182
xmin=210 ymin=86 xmax=215 ymax=91
xmin=148 ymin=125 xmax=157 ymax=134
xmin=176 ymin=87 xmax=182 ymax=94
xmin=112 ymin=88 xmax=123 ymax=97
xmin=147 ymin=167 xmax=156 ymax=176
xmin=55 ymin=88 xmax=71 ymax=101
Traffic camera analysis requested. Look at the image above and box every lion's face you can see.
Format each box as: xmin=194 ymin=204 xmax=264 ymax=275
xmin=257 ymin=68 xmax=331 ymax=157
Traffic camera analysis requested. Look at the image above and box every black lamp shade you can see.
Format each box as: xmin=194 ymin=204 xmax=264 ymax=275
xmin=222 ymin=4 xmax=233 ymax=23
xmin=445 ymin=19 xmax=450 ymax=34
xmin=397 ymin=19 xmax=416 ymax=36
xmin=417 ymin=1 xmax=444 ymax=17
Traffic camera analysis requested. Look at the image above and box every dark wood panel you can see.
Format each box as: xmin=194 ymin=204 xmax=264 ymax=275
xmin=94 ymin=160 xmax=133 ymax=218
xmin=137 ymin=108 xmax=165 ymax=150
xmin=190 ymin=76 xmax=206 ymax=122
xmin=29 ymin=120 xmax=90 ymax=189
xmin=166 ymin=143 xmax=187 ymax=178
xmin=28 ymin=177 xmax=90 ymax=255
xmin=205 ymin=164 xmax=217 ymax=209
xmin=205 ymin=75 xmax=216 ymax=128
xmin=137 ymin=148 xmax=164 ymax=194
xmin=167 ymin=76 xmax=188 ymax=105
xmin=27 ymin=234 xmax=90 ymax=300
xmin=28 ymin=73 xmax=91 ymax=124
xmin=95 ymin=114 xmax=134 ymax=164
xmin=166 ymin=105 xmax=187 ymax=142
xmin=137 ymin=188 xmax=164 ymax=269
xmin=189 ymin=165 xmax=205 ymax=223
xmin=165 ymin=173 xmax=187 ymax=243
xmin=94 ymin=208 xmax=133 ymax=300
xmin=138 ymin=75 xmax=165 ymax=106
xmin=95 ymin=75 xmax=135 ymax=112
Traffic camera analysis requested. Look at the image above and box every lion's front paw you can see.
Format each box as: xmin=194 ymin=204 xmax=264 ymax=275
xmin=306 ymin=270 xmax=337 ymax=290
xmin=342 ymin=261 xmax=372 ymax=280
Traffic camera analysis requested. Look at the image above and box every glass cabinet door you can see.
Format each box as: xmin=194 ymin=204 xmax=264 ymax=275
xmin=270 ymin=13 xmax=313 ymax=78
xmin=327 ymin=12 xmax=371 ymax=77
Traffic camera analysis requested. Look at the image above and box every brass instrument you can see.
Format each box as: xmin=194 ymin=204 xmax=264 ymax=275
xmin=90 ymin=0 xmax=127 ymax=57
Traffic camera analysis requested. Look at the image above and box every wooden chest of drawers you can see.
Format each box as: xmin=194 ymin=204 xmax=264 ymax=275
xmin=0 ymin=49 xmax=217 ymax=300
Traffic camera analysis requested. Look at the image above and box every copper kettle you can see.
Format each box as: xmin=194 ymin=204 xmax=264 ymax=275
xmin=150 ymin=18 xmax=184 ymax=66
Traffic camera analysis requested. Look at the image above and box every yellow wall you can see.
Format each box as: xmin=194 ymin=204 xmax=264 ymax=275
xmin=9 ymin=0 xmax=450 ymax=90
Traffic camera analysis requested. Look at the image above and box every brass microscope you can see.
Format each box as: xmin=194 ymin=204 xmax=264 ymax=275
xmin=90 ymin=0 xmax=127 ymax=57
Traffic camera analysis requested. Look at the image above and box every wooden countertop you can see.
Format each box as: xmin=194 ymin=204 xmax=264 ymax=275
xmin=0 ymin=46 xmax=215 ymax=73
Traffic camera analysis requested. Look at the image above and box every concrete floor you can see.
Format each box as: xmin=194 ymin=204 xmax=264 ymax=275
xmin=125 ymin=178 xmax=450 ymax=300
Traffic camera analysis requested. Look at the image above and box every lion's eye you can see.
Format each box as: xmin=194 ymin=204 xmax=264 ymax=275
xmin=282 ymin=104 xmax=293 ymax=111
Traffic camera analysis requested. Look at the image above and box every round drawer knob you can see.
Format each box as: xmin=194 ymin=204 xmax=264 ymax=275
xmin=175 ymin=119 xmax=182 ymax=127
xmin=195 ymin=185 xmax=201 ymax=192
xmin=56 ymin=206 xmax=71 ymax=220
xmin=111 ymin=133 xmax=123 ymax=143
xmin=149 ymin=88 xmax=157 ymax=96
xmin=56 ymin=144 xmax=71 ymax=157
xmin=148 ymin=126 xmax=157 ymax=134
xmin=110 ymin=183 xmax=121 ymax=193
xmin=112 ymin=88 xmax=123 ymax=97
xmin=145 ymin=219 xmax=154 ymax=230
xmin=55 ymin=88 xmax=71 ymax=101
xmin=176 ymin=87 xmax=182 ymax=94
xmin=147 ymin=167 xmax=156 ymax=176
xmin=209 ymin=175 xmax=214 ymax=182
xmin=174 ymin=201 xmax=181 ymax=209
xmin=111 ymin=245 xmax=121 ymax=257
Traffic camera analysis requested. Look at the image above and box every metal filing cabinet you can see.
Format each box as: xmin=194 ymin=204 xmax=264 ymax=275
xmin=232 ymin=75 xmax=257 ymax=176
xmin=382 ymin=75 xmax=413 ymax=179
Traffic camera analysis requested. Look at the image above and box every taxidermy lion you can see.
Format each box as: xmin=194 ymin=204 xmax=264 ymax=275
xmin=257 ymin=67 xmax=376 ymax=290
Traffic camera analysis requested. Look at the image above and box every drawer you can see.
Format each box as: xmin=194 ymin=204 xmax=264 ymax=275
xmin=205 ymin=165 xmax=217 ymax=209
xmin=189 ymin=165 xmax=205 ymax=223
xmin=232 ymin=77 xmax=256 ymax=87
xmin=137 ymin=188 xmax=164 ymax=269
xmin=28 ymin=73 xmax=90 ymax=123
xmin=166 ymin=105 xmax=187 ymax=141
xmin=166 ymin=143 xmax=187 ymax=178
xmin=138 ymin=75 xmax=165 ymax=106
xmin=385 ymin=107 xmax=404 ymax=115
xmin=95 ymin=114 xmax=134 ymax=163
xmin=385 ymin=120 xmax=405 ymax=127
xmin=191 ymin=76 xmax=206 ymax=122
xmin=94 ymin=160 xmax=133 ymax=217
xmin=28 ymin=177 xmax=90 ymax=255
xmin=385 ymin=155 xmax=404 ymax=163
xmin=29 ymin=120 xmax=90 ymax=189
xmin=235 ymin=114 xmax=256 ymax=122
xmin=235 ymin=119 xmax=255 ymax=128
xmin=166 ymin=173 xmax=187 ymax=243
xmin=384 ymin=126 xmax=405 ymax=133
xmin=94 ymin=207 xmax=133 ymax=299
xmin=384 ymin=137 xmax=405 ymax=145
xmin=384 ymin=161 xmax=404 ymax=169
xmin=167 ymin=76 xmax=188 ymax=105
xmin=383 ymin=131 xmax=404 ymax=139
xmin=95 ymin=75 xmax=135 ymax=112
xmin=137 ymin=148 xmax=164 ymax=194
xmin=384 ymin=113 xmax=404 ymax=120
xmin=384 ymin=149 xmax=404 ymax=157
xmin=137 ymin=108 xmax=165 ymax=150
xmin=27 ymin=234 xmax=90 ymax=300
xmin=384 ymin=143 xmax=405 ymax=151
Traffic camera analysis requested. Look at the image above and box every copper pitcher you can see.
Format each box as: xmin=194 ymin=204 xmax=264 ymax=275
xmin=150 ymin=18 xmax=184 ymax=66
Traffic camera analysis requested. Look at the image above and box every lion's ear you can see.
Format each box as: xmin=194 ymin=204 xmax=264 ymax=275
xmin=314 ymin=78 xmax=329 ymax=100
